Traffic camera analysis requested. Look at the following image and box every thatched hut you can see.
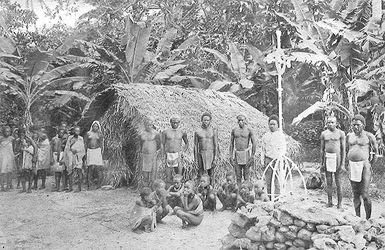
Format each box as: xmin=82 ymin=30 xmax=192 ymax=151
xmin=82 ymin=83 xmax=301 ymax=187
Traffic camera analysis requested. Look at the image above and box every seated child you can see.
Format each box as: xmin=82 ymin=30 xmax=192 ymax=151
xmin=130 ymin=187 xmax=157 ymax=233
xmin=236 ymin=180 xmax=254 ymax=210
xmin=253 ymin=179 xmax=269 ymax=202
xmin=167 ymin=174 xmax=184 ymax=209
xmin=197 ymin=174 xmax=216 ymax=211
xmin=217 ymin=172 xmax=238 ymax=211
xmin=174 ymin=180 xmax=204 ymax=228
xmin=151 ymin=179 xmax=173 ymax=222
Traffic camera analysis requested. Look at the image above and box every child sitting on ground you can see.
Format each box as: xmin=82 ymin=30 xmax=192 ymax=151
xmin=236 ymin=180 xmax=254 ymax=210
xmin=253 ymin=179 xmax=269 ymax=202
xmin=167 ymin=174 xmax=184 ymax=209
xmin=151 ymin=179 xmax=173 ymax=222
xmin=217 ymin=172 xmax=238 ymax=211
xmin=197 ymin=174 xmax=216 ymax=211
xmin=130 ymin=187 xmax=157 ymax=233
xmin=174 ymin=180 xmax=204 ymax=228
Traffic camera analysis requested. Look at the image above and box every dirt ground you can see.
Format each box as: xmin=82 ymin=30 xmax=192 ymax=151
xmin=1 ymin=175 xmax=384 ymax=250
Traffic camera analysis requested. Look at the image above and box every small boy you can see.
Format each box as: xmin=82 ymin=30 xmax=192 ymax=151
xmin=236 ymin=180 xmax=254 ymax=210
xmin=151 ymin=179 xmax=173 ymax=222
xmin=131 ymin=187 xmax=157 ymax=233
xmin=197 ymin=174 xmax=216 ymax=211
xmin=217 ymin=172 xmax=238 ymax=211
xmin=253 ymin=179 xmax=269 ymax=202
xmin=167 ymin=174 xmax=184 ymax=209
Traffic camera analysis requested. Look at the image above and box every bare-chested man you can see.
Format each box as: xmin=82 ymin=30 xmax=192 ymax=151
xmin=85 ymin=121 xmax=104 ymax=190
xmin=162 ymin=115 xmax=189 ymax=186
xmin=51 ymin=128 xmax=65 ymax=191
xmin=194 ymin=112 xmax=218 ymax=182
xmin=320 ymin=116 xmax=346 ymax=208
xmin=140 ymin=118 xmax=161 ymax=187
xmin=230 ymin=115 xmax=256 ymax=186
xmin=347 ymin=114 xmax=378 ymax=219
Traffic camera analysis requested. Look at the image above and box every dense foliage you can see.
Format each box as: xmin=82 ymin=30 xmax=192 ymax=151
xmin=1 ymin=0 xmax=385 ymax=148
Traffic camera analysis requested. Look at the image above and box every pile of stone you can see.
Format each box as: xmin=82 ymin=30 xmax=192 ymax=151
xmin=221 ymin=199 xmax=385 ymax=250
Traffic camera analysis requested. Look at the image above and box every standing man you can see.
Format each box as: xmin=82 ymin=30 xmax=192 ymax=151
xmin=64 ymin=126 xmax=86 ymax=192
xmin=51 ymin=128 xmax=65 ymax=191
xmin=261 ymin=115 xmax=287 ymax=200
xmin=347 ymin=114 xmax=378 ymax=219
xmin=320 ymin=116 xmax=346 ymax=208
xmin=140 ymin=118 xmax=162 ymax=187
xmin=85 ymin=121 xmax=104 ymax=190
xmin=0 ymin=126 xmax=15 ymax=191
xmin=230 ymin=115 xmax=256 ymax=186
xmin=162 ymin=115 xmax=189 ymax=186
xmin=194 ymin=112 xmax=218 ymax=182
xmin=34 ymin=128 xmax=51 ymax=190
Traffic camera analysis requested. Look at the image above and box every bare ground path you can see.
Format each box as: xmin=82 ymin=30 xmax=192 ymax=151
xmin=1 ymin=176 xmax=384 ymax=250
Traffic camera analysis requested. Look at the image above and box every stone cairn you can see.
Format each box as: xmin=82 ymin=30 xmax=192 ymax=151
xmin=221 ymin=199 xmax=385 ymax=250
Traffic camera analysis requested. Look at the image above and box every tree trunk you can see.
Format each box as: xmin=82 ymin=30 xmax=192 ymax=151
xmin=24 ymin=104 xmax=33 ymax=131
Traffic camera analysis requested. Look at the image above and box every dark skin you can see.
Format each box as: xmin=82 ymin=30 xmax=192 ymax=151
xmin=218 ymin=175 xmax=238 ymax=211
xmin=320 ymin=117 xmax=346 ymax=209
xmin=194 ymin=115 xmax=218 ymax=180
xmin=346 ymin=119 xmax=378 ymax=219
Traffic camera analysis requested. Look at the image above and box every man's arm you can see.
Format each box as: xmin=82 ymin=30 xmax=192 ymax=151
xmin=320 ymin=132 xmax=325 ymax=167
xmin=340 ymin=131 xmax=346 ymax=170
xmin=249 ymin=129 xmax=257 ymax=157
xmin=194 ymin=132 xmax=199 ymax=162
xmin=213 ymin=128 xmax=218 ymax=160
xmin=100 ymin=134 xmax=104 ymax=155
xmin=368 ymin=132 xmax=379 ymax=165
xmin=182 ymin=131 xmax=189 ymax=152
xmin=229 ymin=129 xmax=235 ymax=161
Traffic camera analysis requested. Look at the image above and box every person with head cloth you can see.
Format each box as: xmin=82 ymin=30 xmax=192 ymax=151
xmin=162 ymin=115 xmax=189 ymax=187
xmin=230 ymin=114 xmax=256 ymax=186
xmin=194 ymin=112 xmax=218 ymax=182
xmin=347 ymin=114 xmax=378 ymax=219
xmin=85 ymin=121 xmax=104 ymax=190
xmin=261 ymin=114 xmax=287 ymax=200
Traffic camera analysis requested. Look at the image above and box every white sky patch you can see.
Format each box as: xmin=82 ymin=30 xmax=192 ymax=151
xmin=12 ymin=0 xmax=94 ymax=28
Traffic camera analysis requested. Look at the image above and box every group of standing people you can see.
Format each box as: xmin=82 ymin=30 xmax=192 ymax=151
xmin=321 ymin=114 xmax=379 ymax=219
xmin=139 ymin=113 xmax=286 ymax=193
xmin=0 ymin=121 xmax=105 ymax=193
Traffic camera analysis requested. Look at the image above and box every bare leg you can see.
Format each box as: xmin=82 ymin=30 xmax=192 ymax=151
xmin=87 ymin=165 xmax=92 ymax=189
xmin=165 ymin=167 xmax=173 ymax=188
xmin=362 ymin=164 xmax=372 ymax=219
xmin=335 ymin=172 xmax=342 ymax=208
xmin=244 ymin=164 xmax=250 ymax=181
xmin=234 ymin=164 xmax=241 ymax=186
xmin=175 ymin=209 xmax=203 ymax=226
xmin=326 ymin=171 xmax=333 ymax=207
xmin=351 ymin=181 xmax=361 ymax=217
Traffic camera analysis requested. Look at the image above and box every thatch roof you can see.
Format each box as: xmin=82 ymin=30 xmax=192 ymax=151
xmin=82 ymin=83 xmax=301 ymax=187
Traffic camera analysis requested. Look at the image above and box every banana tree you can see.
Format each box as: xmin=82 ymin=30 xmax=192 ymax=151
xmin=0 ymin=39 xmax=90 ymax=129
xmin=202 ymin=41 xmax=262 ymax=92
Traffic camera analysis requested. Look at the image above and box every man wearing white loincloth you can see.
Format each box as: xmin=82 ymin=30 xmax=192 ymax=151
xmin=320 ymin=116 xmax=346 ymax=209
xmin=230 ymin=114 xmax=256 ymax=186
xmin=85 ymin=121 xmax=104 ymax=189
xmin=347 ymin=114 xmax=378 ymax=219
xmin=162 ymin=115 xmax=189 ymax=187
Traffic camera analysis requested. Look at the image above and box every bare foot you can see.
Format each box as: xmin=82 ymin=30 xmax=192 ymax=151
xmin=326 ymin=203 xmax=333 ymax=208
xmin=182 ymin=221 xmax=187 ymax=229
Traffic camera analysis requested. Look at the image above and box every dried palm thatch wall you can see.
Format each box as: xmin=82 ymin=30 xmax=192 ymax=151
xmin=82 ymin=83 xmax=302 ymax=187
